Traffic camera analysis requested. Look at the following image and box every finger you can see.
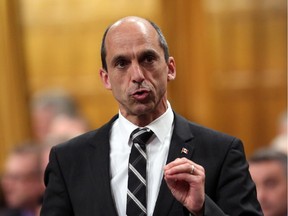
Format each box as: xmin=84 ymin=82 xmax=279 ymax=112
xmin=165 ymin=159 xmax=204 ymax=176
xmin=165 ymin=162 xmax=193 ymax=175
xmin=189 ymin=164 xmax=205 ymax=176
xmin=165 ymin=157 xmax=203 ymax=170
xmin=165 ymin=170 xmax=205 ymax=186
xmin=164 ymin=157 xmax=184 ymax=169
xmin=191 ymin=164 xmax=195 ymax=174
xmin=165 ymin=172 xmax=197 ymax=182
xmin=164 ymin=158 xmax=194 ymax=173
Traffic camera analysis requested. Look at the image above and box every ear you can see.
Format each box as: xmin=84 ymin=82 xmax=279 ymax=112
xmin=167 ymin=57 xmax=176 ymax=81
xmin=99 ymin=68 xmax=112 ymax=90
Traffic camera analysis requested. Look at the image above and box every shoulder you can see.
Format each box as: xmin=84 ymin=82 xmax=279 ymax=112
xmin=51 ymin=114 xmax=118 ymax=156
xmin=173 ymin=112 xmax=243 ymax=152
xmin=0 ymin=209 xmax=22 ymax=216
xmin=174 ymin=112 xmax=237 ymax=141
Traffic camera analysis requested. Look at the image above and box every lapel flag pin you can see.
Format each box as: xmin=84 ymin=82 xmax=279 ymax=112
xmin=181 ymin=147 xmax=189 ymax=154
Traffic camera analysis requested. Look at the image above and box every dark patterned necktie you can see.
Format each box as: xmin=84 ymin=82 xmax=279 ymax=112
xmin=126 ymin=128 xmax=154 ymax=216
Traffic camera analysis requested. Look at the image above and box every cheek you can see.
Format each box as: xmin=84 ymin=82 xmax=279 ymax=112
xmin=149 ymin=77 xmax=166 ymax=94
xmin=110 ymin=80 xmax=126 ymax=98
xmin=155 ymin=74 xmax=168 ymax=89
xmin=277 ymin=183 xmax=288 ymax=197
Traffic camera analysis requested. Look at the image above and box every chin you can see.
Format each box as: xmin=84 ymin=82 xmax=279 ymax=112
xmin=133 ymin=103 xmax=155 ymax=114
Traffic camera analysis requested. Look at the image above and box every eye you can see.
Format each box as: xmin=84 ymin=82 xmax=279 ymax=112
xmin=264 ymin=179 xmax=278 ymax=189
xmin=142 ymin=54 xmax=157 ymax=65
xmin=145 ymin=55 xmax=155 ymax=63
xmin=115 ymin=59 xmax=129 ymax=69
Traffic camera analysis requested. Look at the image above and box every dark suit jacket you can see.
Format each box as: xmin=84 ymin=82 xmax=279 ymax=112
xmin=0 ymin=209 xmax=31 ymax=216
xmin=0 ymin=209 xmax=17 ymax=216
xmin=40 ymin=113 xmax=263 ymax=216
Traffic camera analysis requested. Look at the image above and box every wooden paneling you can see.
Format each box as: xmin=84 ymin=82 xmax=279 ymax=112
xmin=205 ymin=0 xmax=286 ymax=155
xmin=0 ymin=0 xmax=31 ymax=170
xmin=165 ymin=0 xmax=286 ymax=156
xmin=164 ymin=0 xmax=217 ymax=127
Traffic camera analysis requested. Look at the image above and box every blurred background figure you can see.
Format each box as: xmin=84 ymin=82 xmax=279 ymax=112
xmin=39 ymin=113 xmax=91 ymax=179
xmin=30 ymin=88 xmax=91 ymax=191
xmin=270 ymin=111 xmax=287 ymax=154
xmin=29 ymin=89 xmax=91 ymax=204
xmin=0 ymin=144 xmax=44 ymax=216
xmin=0 ymin=188 xmax=6 ymax=212
xmin=30 ymin=89 xmax=80 ymax=144
xmin=44 ymin=113 xmax=90 ymax=144
xmin=249 ymin=148 xmax=287 ymax=216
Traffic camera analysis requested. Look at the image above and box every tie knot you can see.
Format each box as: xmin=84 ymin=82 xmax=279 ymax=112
xmin=131 ymin=128 xmax=154 ymax=146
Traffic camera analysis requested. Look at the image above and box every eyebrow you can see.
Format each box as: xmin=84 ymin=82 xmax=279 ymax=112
xmin=138 ymin=49 xmax=159 ymax=60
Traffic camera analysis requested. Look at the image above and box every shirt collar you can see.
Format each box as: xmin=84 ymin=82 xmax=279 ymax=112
xmin=118 ymin=101 xmax=174 ymax=145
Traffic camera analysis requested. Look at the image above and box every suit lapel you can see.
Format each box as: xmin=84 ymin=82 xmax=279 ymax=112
xmin=153 ymin=113 xmax=195 ymax=216
xmin=88 ymin=115 xmax=119 ymax=216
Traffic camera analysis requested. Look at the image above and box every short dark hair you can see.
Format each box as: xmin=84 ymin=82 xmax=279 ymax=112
xmin=100 ymin=18 xmax=170 ymax=71
xmin=8 ymin=143 xmax=43 ymax=178
xmin=249 ymin=148 xmax=287 ymax=175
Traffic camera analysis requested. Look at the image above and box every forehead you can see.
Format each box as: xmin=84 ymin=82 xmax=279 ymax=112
xmin=250 ymin=160 xmax=286 ymax=178
xmin=5 ymin=153 xmax=37 ymax=172
xmin=105 ymin=18 xmax=160 ymax=53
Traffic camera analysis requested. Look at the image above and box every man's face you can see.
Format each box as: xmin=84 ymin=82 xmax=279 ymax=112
xmin=1 ymin=153 xmax=44 ymax=209
xmin=32 ymin=107 xmax=55 ymax=142
xmin=249 ymin=160 xmax=287 ymax=216
xmin=100 ymin=18 xmax=176 ymax=124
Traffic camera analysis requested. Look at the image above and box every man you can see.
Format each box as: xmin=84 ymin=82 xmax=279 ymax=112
xmin=40 ymin=16 xmax=262 ymax=216
xmin=1 ymin=145 xmax=44 ymax=216
xmin=249 ymin=149 xmax=287 ymax=216
xmin=44 ymin=113 xmax=90 ymax=143
xmin=30 ymin=89 xmax=79 ymax=143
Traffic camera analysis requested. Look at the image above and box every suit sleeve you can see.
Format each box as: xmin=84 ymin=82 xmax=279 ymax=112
xmin=202 ymin=138 xmax=263 ymax=216
xmin=40 ymin=147 xmax=74 ymax=216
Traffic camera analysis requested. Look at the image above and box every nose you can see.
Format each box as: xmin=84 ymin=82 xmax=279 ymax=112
xmin=130 ymin=62 xmax=145 ymax=84
xmin=256 ymin=187 xmax=265 ymax=203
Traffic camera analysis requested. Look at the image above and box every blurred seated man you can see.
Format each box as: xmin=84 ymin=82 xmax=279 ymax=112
xmin=1 ymin=144 xmax=44 ymax=216
xmin=39 ymin=113 xmax=90 ymax=178
xmin=30 ymin=89 xmax=79 ymax=143
xmin=44 ymin=113 xmax=90 ymax=143
xmin=249 ymin=149 xmax=287 ymax=216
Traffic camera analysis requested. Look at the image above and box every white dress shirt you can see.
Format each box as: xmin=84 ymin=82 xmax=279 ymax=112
xmin=110 ymin=102 xmax=174 ymax=216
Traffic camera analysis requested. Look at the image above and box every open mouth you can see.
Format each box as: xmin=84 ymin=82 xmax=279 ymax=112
xmin=132 ymin=89 xmax=150 ymax=101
